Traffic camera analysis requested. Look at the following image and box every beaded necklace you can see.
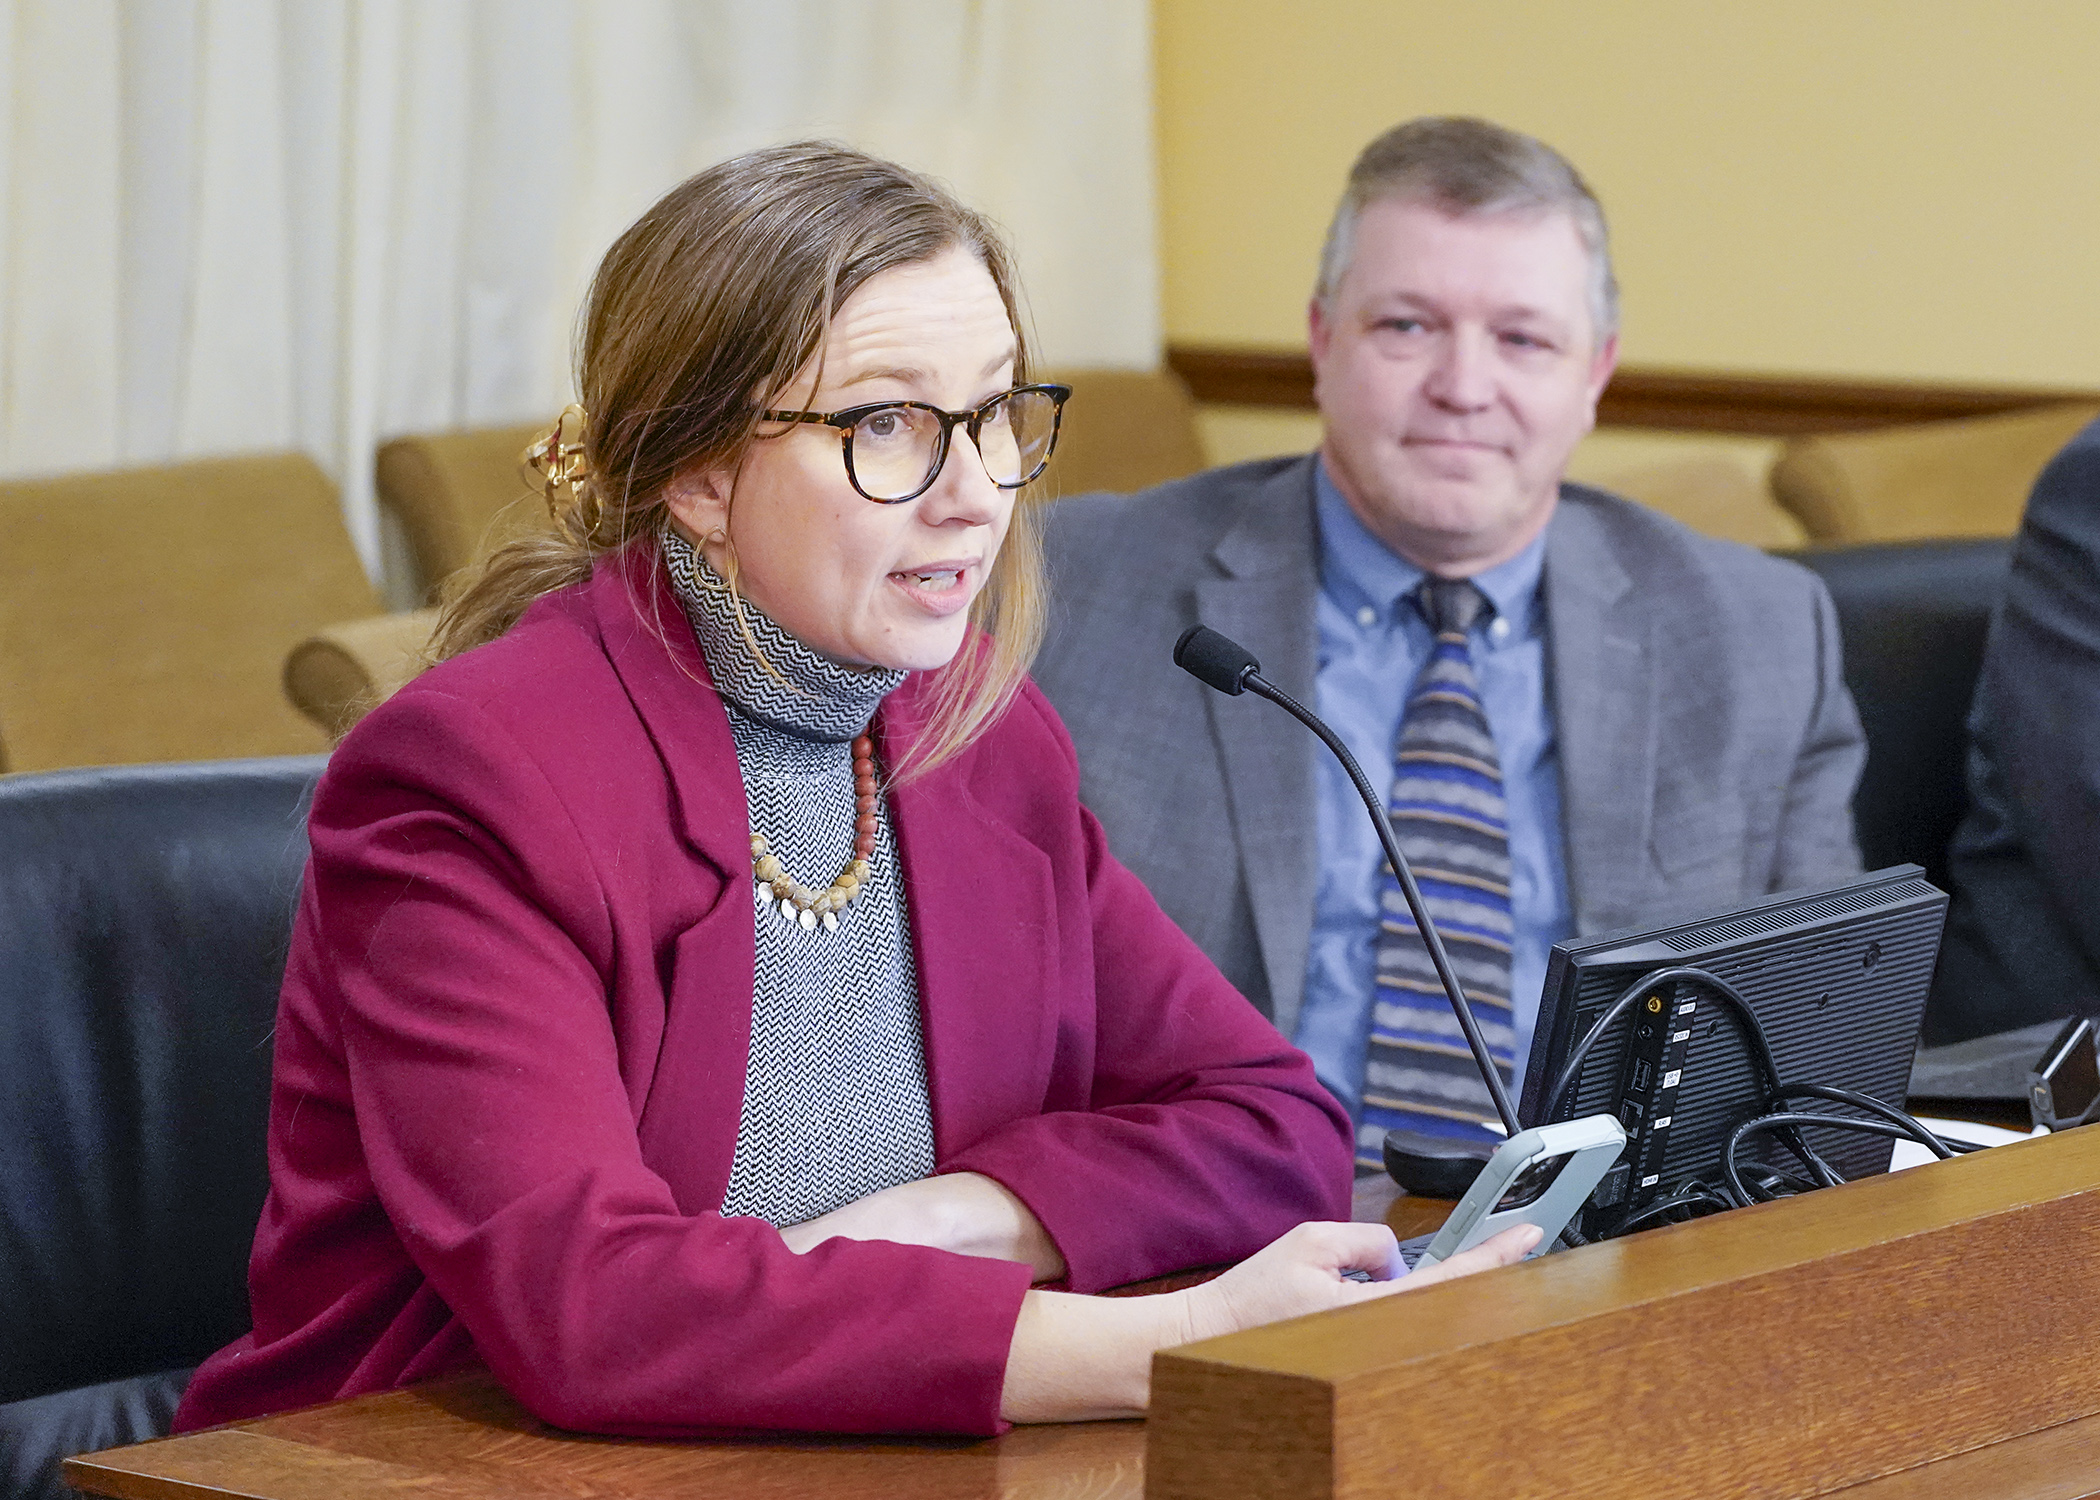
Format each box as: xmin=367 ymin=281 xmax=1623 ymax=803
xmin=749 ymin=733 xmax=879 ymax=932
xmin=661 ymin=526 xmax=905 ymax=938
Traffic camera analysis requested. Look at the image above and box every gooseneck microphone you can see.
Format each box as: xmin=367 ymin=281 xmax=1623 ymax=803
xmin=1174 ymin=623 xmax=1521 ymax=1137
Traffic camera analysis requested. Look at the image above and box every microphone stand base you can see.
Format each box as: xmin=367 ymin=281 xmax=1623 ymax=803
xmin=1382 ymin=1128 xmax=1497 ymax=1198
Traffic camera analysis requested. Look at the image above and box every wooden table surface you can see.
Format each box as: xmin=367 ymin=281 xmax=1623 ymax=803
xmin=70 ymin=1373 xmax=1147 ymax=1500
xmin=66 ymin=1182 xmax=1425 ymax=1500
xmin=68 ymin=1148 xmax=2100 ymax=1500
xmin=66 ymin=1359 xmax=2100 ymax=1500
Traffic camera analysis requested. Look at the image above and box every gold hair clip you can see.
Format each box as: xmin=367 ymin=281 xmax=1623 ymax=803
xmin=521 ymin=403 xmax=599 ymax=535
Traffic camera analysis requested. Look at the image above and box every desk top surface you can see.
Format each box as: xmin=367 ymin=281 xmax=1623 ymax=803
xmin=62 ymin=1179 xmax=1420 ymax=1500
xmin=65 ymin=1368 xmax=2100 ymax=1500
xmin=66 ymin=1156 xmax=2100 ymax=1500
xmin=71 ymin=1373 xmax=1149 ymax=1500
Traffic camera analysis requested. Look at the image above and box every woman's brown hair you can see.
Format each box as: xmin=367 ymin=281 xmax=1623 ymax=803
xmin=431 ymin=140 xmax=1046 ymax=780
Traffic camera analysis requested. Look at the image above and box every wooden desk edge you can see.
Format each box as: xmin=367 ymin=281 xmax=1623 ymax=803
xmin=1149 ymin=1129 xmax=2100 ymax=1500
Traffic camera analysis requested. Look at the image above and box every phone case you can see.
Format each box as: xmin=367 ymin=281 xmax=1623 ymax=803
xmin=1416 ymin=1115 xmax=1628 ymax=1268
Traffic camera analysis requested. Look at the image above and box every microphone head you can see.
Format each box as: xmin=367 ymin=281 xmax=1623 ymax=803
xmin=1174 ymin=625 xmax=1261 ymax=696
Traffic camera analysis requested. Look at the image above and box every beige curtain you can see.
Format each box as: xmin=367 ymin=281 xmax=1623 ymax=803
xmin=0 ymin=0 xmax=1158 ymax=592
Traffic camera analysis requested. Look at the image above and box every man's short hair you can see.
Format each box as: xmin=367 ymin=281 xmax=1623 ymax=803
xmin=1314 ymin=116 xmax=1619 ymax=341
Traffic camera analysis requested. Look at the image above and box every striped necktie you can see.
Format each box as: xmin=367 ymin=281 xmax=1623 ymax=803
xmin=1360 ymin=577 xmax=1515 ymax=1164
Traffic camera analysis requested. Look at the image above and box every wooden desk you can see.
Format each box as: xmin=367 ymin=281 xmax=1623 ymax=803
xmin=67 ymin=1139 xmax=2100 ymax=1500
xmin=1154 ymin=1126 xmax=2100 ymax=1500
xmin=63 ymin=1375 xmax=2100 ymax=1500
xmin=64 ymin=1186 xmax=1432 ymax=1500
xmin=67 ymin=1374 xmax=1147 ymax=1500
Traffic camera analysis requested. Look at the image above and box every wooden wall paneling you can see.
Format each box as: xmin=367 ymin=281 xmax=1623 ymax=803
xmin=1163 ymin=346 xmax=2100 ymax=436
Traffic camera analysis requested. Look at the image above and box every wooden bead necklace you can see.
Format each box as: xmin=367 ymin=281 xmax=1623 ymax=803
xmin=749 ymin=734 xmax=879 ymax=933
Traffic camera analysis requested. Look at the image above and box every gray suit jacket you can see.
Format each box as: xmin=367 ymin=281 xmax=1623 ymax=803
xmin=1033 ymin=454 xmax=1866 ymax=1037
xmin=1935 ymin=416 xmax=2100 ymax=1043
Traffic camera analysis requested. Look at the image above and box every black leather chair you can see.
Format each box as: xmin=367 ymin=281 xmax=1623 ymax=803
xmin=1784 ymin=539 xmax=2012 ymax=895
xmin=0 ymin=756 xmax=324 ymax=1500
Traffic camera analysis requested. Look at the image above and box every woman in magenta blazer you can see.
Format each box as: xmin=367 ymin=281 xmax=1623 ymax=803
xmin=176 ymin=143 xmax=1530 ymax=1439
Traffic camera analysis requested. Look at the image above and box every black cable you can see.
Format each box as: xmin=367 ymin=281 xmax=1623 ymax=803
xmin=1723 ymin=1113 xmax=1922 ymax=1206
xmin=1765 ymin=1084 xmax=1971 ymax=1160
xmin=1542 ymin=965 xmax=1842 ymax=1194
xmin=1726 ymin=1113 xmax=1917 ymax=1201
xmin=1543 ymin=966 xmax=1783 ymax=1123
xmin=1611 ymin=1183 xmax=1735 ymax=1233
xmin=1736 ymin=1160 xmax=1821 ymax=1197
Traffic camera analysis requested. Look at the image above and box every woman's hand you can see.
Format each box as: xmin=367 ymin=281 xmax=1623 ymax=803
xmin=999 ymin=1218 xmax=1540 ymax=1423
xmin=1177 ymin=1219 xmax=1543 ymax=1347
xmin=779 ymin=1171 xmax=1067 ymax=1282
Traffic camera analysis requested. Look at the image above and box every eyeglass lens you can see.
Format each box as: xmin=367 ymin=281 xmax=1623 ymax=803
xmin=849 ymin=389 xmax=1060 ymax=501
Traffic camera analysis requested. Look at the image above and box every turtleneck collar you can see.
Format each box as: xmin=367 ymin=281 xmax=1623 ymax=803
xmin=661 ymin=526 xmax=906 ymax=743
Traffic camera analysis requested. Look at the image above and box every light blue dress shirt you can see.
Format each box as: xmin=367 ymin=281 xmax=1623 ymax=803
xmin=1295 ymin=459 xmax=1573 ymax=1121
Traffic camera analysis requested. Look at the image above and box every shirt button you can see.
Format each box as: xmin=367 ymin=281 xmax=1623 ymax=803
xmin=1356 ymin=606 xmax=1378 ymax=628
xmin=1488 ymin=617 xmax=1511 ymax=644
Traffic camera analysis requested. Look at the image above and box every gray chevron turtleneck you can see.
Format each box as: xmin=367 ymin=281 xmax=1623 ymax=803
xmin=662 ymin=527 xmax=936 ymax=1227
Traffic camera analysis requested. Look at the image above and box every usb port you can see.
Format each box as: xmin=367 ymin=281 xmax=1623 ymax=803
xmin=1632 ymin=1057 xmax=1653 ymax=1091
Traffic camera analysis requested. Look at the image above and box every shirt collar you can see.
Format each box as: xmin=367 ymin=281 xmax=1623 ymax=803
xmin=1313 ymin=455 xmax=1547 ymax=641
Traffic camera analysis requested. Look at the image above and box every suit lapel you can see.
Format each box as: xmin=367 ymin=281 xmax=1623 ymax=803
xmin=1194 ymin=459 xmax=1322 ymax=1037
xmin=588 ymin=548 xmax=758 ymax=1209
xmin=1546 ymin=496 xmax=1658 ymax=934
xmin=588 ymin=545 xmax=751 ymax=872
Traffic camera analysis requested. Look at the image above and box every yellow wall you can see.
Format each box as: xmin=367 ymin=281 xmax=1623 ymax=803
xmin=1154 ymin=0 xmax=2100 ymax=389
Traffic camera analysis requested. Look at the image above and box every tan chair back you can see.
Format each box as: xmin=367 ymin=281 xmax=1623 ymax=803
xmin=282 ymin=608 xmax=440 ymax=743
xmin=376 ymin=423 xmax=553 ymax=601
xmin=1577 ymin=454 xmax=1804 ymax=550
xmin=0 ymin=454 xmax=378 ymax=772
xmin=1771 ymin=402 xmax=2100 ymax=543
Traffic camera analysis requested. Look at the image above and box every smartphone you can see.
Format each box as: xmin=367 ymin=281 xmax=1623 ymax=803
xmin=1413 ymin=1115 xmax=1627 ymax=1270
xmin=2030 ymin=1016 xmax=2100 ymax=1132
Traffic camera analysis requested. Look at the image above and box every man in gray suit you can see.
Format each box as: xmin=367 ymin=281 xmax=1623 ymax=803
xmin=1033 ymin=118 xmax=1865 ymax=1165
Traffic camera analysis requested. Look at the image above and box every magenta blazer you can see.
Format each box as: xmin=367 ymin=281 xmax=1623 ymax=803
xmin=174 ymin=549 xmax=1351 ymax=1438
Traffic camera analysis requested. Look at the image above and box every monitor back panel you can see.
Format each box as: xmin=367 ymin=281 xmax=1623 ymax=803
xmin=1521 ymin=871 xmax=1946 ymax=1236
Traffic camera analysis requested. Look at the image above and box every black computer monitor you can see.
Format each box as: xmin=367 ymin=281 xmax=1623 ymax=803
xmin=1517 ymin=865 xmax=1947 ymax=1240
